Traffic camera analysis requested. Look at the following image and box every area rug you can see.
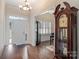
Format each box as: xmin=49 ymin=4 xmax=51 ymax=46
xmin=46 ymin=45 xmax=55 ymax=52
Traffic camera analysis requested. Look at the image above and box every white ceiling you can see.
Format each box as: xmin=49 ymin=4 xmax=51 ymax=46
xmin=6 ymin=0 xmax=18 ymax=6
xmin=6 ymin=0 xmax=79 ymax=16
xmin=6 ymin=0 xmax=58 ymax=15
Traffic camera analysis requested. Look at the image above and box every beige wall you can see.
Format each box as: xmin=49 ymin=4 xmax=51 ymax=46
xmin=77 ymin=11 xmax=79 ymax=59
xmin=0 ymin=0 xmax=5 ymax=56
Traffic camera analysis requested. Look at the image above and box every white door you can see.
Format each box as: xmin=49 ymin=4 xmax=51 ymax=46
xmin=12 ymin=20 xmax=27 ymax=45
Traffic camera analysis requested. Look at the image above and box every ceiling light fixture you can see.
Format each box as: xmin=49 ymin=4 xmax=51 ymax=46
xmin=19 ymin=0 xmax=32 ymax=11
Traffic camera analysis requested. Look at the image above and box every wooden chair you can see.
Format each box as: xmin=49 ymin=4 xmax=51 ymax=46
xmin=50 ymin=33 xmax=54 ymax=45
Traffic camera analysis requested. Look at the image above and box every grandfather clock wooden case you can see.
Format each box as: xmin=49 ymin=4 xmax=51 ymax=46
xmin=54 ymin=2 xmax=78 ymax=59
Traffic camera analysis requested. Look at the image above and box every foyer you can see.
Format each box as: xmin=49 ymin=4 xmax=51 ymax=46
xmin=0 ymin=0 xmax=79 ymax=59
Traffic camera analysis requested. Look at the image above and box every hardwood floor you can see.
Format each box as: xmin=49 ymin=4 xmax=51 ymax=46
xmin=40 ymin=40 xmax=54 ymax=46
xmin=0 ymin=44 xmax=56 ymax=59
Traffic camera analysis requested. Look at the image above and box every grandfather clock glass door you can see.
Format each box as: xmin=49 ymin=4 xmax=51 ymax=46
xmin=58 ymin=14 xmax=68 ymax=56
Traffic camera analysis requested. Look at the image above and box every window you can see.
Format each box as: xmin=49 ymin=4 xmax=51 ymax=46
xmin=39 ymin=21 xmax=51 ymax=34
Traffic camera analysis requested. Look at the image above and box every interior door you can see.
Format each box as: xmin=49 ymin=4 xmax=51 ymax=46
xmin=36 ymin=21 xmax=41 ymax=45
xmin=12 ymin=20 xmax=27 ymax=45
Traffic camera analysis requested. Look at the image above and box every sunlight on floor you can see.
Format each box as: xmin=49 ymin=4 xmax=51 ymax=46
xmin=23 ymin=46 xmax=28 ymax=59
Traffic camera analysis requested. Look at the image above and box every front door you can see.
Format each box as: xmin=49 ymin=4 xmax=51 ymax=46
xmin=11 ymin=20 xmax=27 ymax=45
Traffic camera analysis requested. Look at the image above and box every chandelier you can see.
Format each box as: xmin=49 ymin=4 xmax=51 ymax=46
xmin=19 ymin=0 xmax=32 ymax=11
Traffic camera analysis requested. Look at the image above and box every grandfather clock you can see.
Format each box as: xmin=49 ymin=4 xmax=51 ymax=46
xmin=54 ymin=2 xmax=78 ymax=59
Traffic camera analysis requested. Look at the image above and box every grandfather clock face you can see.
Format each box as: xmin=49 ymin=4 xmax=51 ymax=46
xmin=59 ymin=14 xmax=68 ymax=27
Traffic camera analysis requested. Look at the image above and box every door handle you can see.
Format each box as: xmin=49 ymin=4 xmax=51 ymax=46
xmin=25 ymin=33 xmax=27 ymax=40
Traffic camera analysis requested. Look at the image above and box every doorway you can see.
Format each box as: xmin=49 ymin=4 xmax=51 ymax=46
xmin=10 ymin=19 xmax=27 ymax=45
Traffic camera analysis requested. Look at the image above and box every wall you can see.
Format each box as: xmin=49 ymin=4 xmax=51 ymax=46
xmin=0 ymin=0 xmax=5 ymax=56
xmin=29 ymin=15 xmax=36 ymax=46
xmin=77 ymin=11 xmax=79 ymax=59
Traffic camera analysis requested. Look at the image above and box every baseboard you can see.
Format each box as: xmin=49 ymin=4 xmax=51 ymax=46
xmin=16 ymin=44 xmax=32 ymax=47
xmin=41 ymin=40 xmax=50 ymax=42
